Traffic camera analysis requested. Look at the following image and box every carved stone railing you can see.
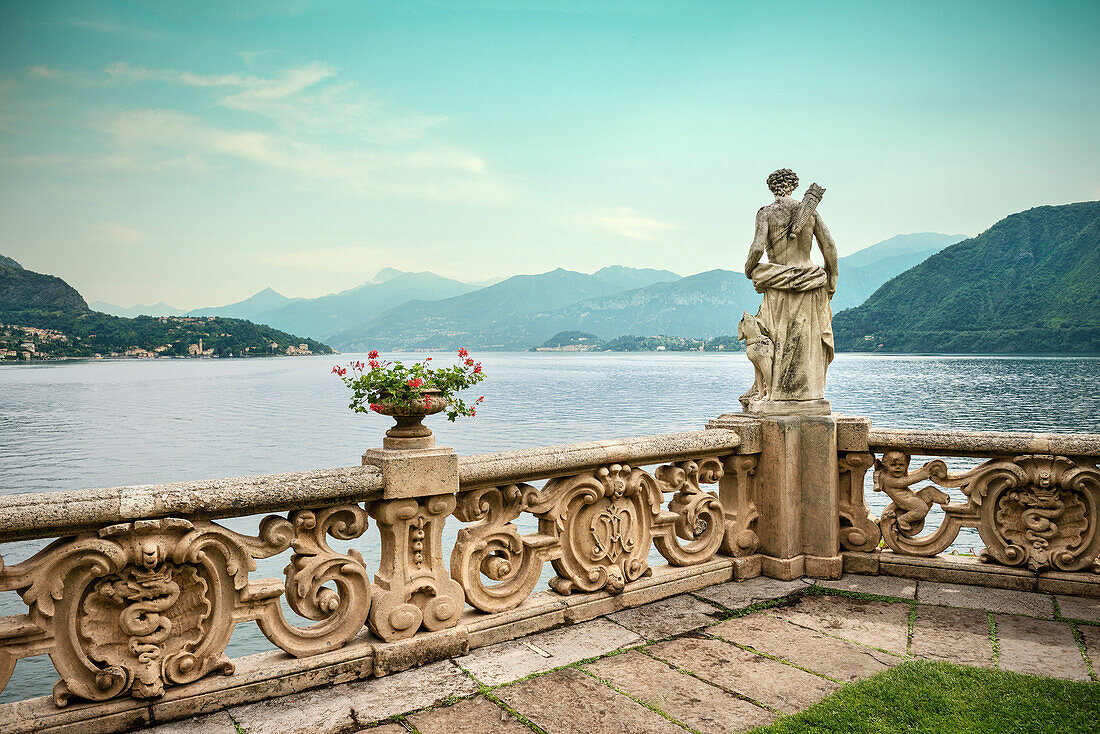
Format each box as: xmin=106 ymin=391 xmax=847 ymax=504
xmin=0 ymin=428 xmax=759 ymax=732
xmin=451 ymin=430 xmax=750 ymax=612
xmin=838 ymin=426 xmax=1100 ymax=575
xmin=0 ymin=467 xmax=384 ymax=708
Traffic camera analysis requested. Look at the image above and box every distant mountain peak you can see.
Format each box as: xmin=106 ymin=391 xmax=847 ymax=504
xmin=372 ymin=267 xmax=407 ymax=284
xmin=0 ymin=254 xmax=22 ymax=269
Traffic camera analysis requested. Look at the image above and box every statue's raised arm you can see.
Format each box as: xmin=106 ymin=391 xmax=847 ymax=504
xmin=737 ymin=169 xmax=836 ymax=414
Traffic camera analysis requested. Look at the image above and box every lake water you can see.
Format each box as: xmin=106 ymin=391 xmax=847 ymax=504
xmin=1 ymin=352 xmax=1099 ymax=702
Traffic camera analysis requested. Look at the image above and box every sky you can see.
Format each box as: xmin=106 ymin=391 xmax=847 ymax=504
xmin=1 ymin=1 xmax=1098 ymax=308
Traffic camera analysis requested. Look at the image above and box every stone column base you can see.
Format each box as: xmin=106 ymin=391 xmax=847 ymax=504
xmin=730 ymin=554 xmax=762 ymax=580
xmin=760 ymin=554 xmax=805 ymax=581
xmin=804 ymin=553 xmax=843 ymax=579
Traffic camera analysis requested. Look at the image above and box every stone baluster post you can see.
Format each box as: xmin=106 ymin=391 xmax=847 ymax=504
xmin=362 ymin=424 xmax=465 ymax=642
xmin=709 ymin=408 xmax=844 ymax=580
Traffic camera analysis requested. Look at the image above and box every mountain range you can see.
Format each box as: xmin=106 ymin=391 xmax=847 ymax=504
xmin=91 ymin=233 xmax=957 ymax=348
xmin=834 ymin=202 xmax=1100 ymax=353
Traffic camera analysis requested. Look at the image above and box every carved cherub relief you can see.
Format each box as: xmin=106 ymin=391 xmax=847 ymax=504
xmin=873 ymin=450 xmax=951 ymax=533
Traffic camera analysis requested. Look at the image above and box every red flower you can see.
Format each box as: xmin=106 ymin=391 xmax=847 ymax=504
xmin=368 ymin=350 xmax=379 ymax=359
xmin=465 ymin=358 xmax=475 ymax=366
xmin=471 ymin=410 xmax=476 ymax=417
xmin=331 ymin=365 xmax=348 ymax=377
xmin=458 ymin=347 xmax=468 ymax=358
xmin=477 ymin=396 xmax=485 ymax=403
xmin=424 ymin=396 xmax=432 ymax=409
xmin=407 ymin=377 xmax=424 ymax=389
xmin=369 ymin=403 xmax=382 ymax=413
xmin=368 ymin=359 xmax=380 ymax=370
xmin=473 ymin=363 xmax=482 ymax=374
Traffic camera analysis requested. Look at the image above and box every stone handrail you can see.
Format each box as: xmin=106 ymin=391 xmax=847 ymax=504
xmin=0 ymin=466 xmax=385 ymax=542
xmin=840 ymin=426 xmax=1100 ymax=572
xmin=0 ymin=429 xmax=745 ymax=728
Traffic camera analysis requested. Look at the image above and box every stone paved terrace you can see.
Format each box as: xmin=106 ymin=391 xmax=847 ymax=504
xmin=140 ymin=574 xmax=1100 ymax=734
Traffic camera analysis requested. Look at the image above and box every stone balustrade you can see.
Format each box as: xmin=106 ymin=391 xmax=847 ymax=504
xmin=1 ymin=417 xmax=1097 ymax=733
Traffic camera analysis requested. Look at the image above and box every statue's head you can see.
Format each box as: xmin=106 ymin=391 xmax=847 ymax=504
xmin=880 ymin=450 xmax=911 ymax=478
xmin=766 ymin=168 xmax=799 ymax=197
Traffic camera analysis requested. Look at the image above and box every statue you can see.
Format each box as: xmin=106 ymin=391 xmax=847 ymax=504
xmin=873 ymin=450 xmax=951 ymax=534
xmin=741 ymin=169 xmax=838 ymax=412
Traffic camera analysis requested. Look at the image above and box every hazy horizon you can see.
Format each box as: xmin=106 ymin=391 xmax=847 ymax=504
xmin=2 ymin=1 xmax=1098 ymax=307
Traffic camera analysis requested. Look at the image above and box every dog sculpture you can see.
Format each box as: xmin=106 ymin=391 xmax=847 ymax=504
xmin=738 ymin=311 xmax=774 ymax=403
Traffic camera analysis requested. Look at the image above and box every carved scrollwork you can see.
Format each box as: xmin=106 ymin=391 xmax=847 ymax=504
xmin=717 ymin=455 xmax=760 ymax=556
xmin=252 ymin=505 xmax=372 ymax=657
xmin=0 ymin=518 xmax=272 ymax=706
xmin=838 ymin=452 xmax=881 ymax=552
xmin=969 ymin=455 xmax=1100 ymax=573
xmin=872 ymin=450 xmax=1100 ymax=574
xmin=450 ymin=484 xmax=554 ymax=613
xmin=368 ymin=494 xmax=465 ymax=641
xmin=533 ymin=464 xmax=661 ymax=595
xmin=652 ymin=458 xmax=726 ymax=566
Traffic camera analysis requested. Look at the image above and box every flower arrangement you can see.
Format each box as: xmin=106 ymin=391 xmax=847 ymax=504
xmin=332 ymin=349 xmax=485 ymax=421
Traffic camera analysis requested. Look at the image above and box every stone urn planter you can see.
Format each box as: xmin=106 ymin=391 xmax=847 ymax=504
xmin=375 ymin=388 xmax=449 ymax=449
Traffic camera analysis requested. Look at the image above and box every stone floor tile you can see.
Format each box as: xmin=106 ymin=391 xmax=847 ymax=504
xmin=647 ymin=637 xmax=838 ymax=714
xmin=1056 ymin=595 xmax=1100 ymax=623
xmin=584 ymin=649 xmax=775 ymax=733
xmin=917 ymin=581 xmax=1054 ymax=618
xmin=609 ymin=593 xmax=724 ymax=640
xmin=708 ymin=612 xmax=897 ymax=682
xmin=496 ymin=666 xmax=685 ymax=734
xmin=343 ymin=660 xmax=478 ymax=726
xmin=232 ymin=686 xmax=355 ymax=734
xmin=811 ymin=574 xmax=917 ymax=599
xmin=407 ymin=696 xmax=530 ymax=734
xmin=996 ymin=615 xmax=1090 ymax=681
xmin=145 ymin=711 xmax=239 ymax=733
xmin=1079 ymin=625 xmax=1100 ymax=677
xmin=457 ymin=618 xmax=642 ymax=685
xmin=772 ymin=595 xmax=910 ymax=654
xmin=357 ymin=725 xmax=407 ymax=734
xmin=911 ymin=605 xmax=995 ymax=668
xmin=695 ymin=577 xmax=810 ymax=610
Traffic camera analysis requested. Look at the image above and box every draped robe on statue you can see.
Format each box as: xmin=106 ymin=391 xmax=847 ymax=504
xmin=749 ymin=260 xmax=834 ymax=401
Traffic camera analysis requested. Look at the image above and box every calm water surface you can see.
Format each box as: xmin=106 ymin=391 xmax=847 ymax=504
xmin=1 ymin=353 xmax=1098 ymax=701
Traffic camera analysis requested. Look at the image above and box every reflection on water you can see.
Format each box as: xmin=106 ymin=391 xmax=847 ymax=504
xmin=1 ymin=353 xmax=1098 ymax=701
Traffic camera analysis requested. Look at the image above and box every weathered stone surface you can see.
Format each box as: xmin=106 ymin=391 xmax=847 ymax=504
xmin=363 ymin=446 xmax=458 ymax=498
xmin=144 ymin=712 xmax=238 ymax=734
xmin=361 ymin=725 xmax=408 ymax=734
xmin=1079 ymin=625 xmax=1100 ymax=676
xmin=866 ymin=428 xmax=1100 ymax=459
xmin=772 ymin=595 xmax=910 ymax=654
xmin=995 ymin=615 xmax=1090 ymax=681
xmin=496 ymin=666 xmax=685 ymax=734
xmin=584 ymin=650 xmax=775 ymax=732
xmin=608 ymin=594 xmax=723 ymax=640
xmin=457 ymin=431 xmax=742 ymax=489
xmin=648 ymin=637 xmax=838 ymax=713
xmin=910 ymin=605 xmax=994 ymax=668
xmin=231 ymin=686 xmax=355 ymax=734
xmin=456 ymin=618 xmax=642 ymax=686
xmin=406 ymin=696 xmax=530 ymax=734
xmin=695 ymin=576 xmax=809 ymax=610
xmin=708 ymin=613 xmax=896 ymax=681
xmin=880 ymin=552 xmax=1038 ymax=591
xmin=917 ymin=581 xmax=1054 ymax=618
xmin=229 ymin=661 xmax=476 ymax=734
xmin=372 ymin=627 xmax=469 ymax=677
xmin=344 ymin=660 xmax=478 ymax=726
xmin=1055 ymin=594 xmax=1100 ymax=623
xmin=812 ymin=574 xmax=916 ymax=599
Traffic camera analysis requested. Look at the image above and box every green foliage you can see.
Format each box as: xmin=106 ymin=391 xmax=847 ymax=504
xmin=334 ymin=349 xmax=486 ymax=421
xmin=835 ymin=202 xmax=1100 ymax=353
xmin=539 ymin=331 xmax=603 ymax=348
xmin=748 ymin=660 xmax=1100 ymax=734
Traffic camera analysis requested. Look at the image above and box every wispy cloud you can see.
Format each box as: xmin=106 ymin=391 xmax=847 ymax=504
xmin=237 ymin=50 xmax=275 ymax=63
xmin=583 ymin=206 xmax=677 ymax=240
xmin=22 ymin=61 xmax=510 ymax=203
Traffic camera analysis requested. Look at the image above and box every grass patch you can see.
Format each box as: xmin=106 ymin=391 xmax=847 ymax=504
xmin=746 ymin=660 xmax=1100 ymax=734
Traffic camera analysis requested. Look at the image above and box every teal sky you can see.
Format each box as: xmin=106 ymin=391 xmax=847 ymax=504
xmin=2 ymin=1 xmax=1098 ymax=307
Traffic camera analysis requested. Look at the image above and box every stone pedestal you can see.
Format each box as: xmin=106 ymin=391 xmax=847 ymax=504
xmin=362 ymin=439 xmax=465 ymax=641
xmin=713 ymin=405 xmax=842 ymax=580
